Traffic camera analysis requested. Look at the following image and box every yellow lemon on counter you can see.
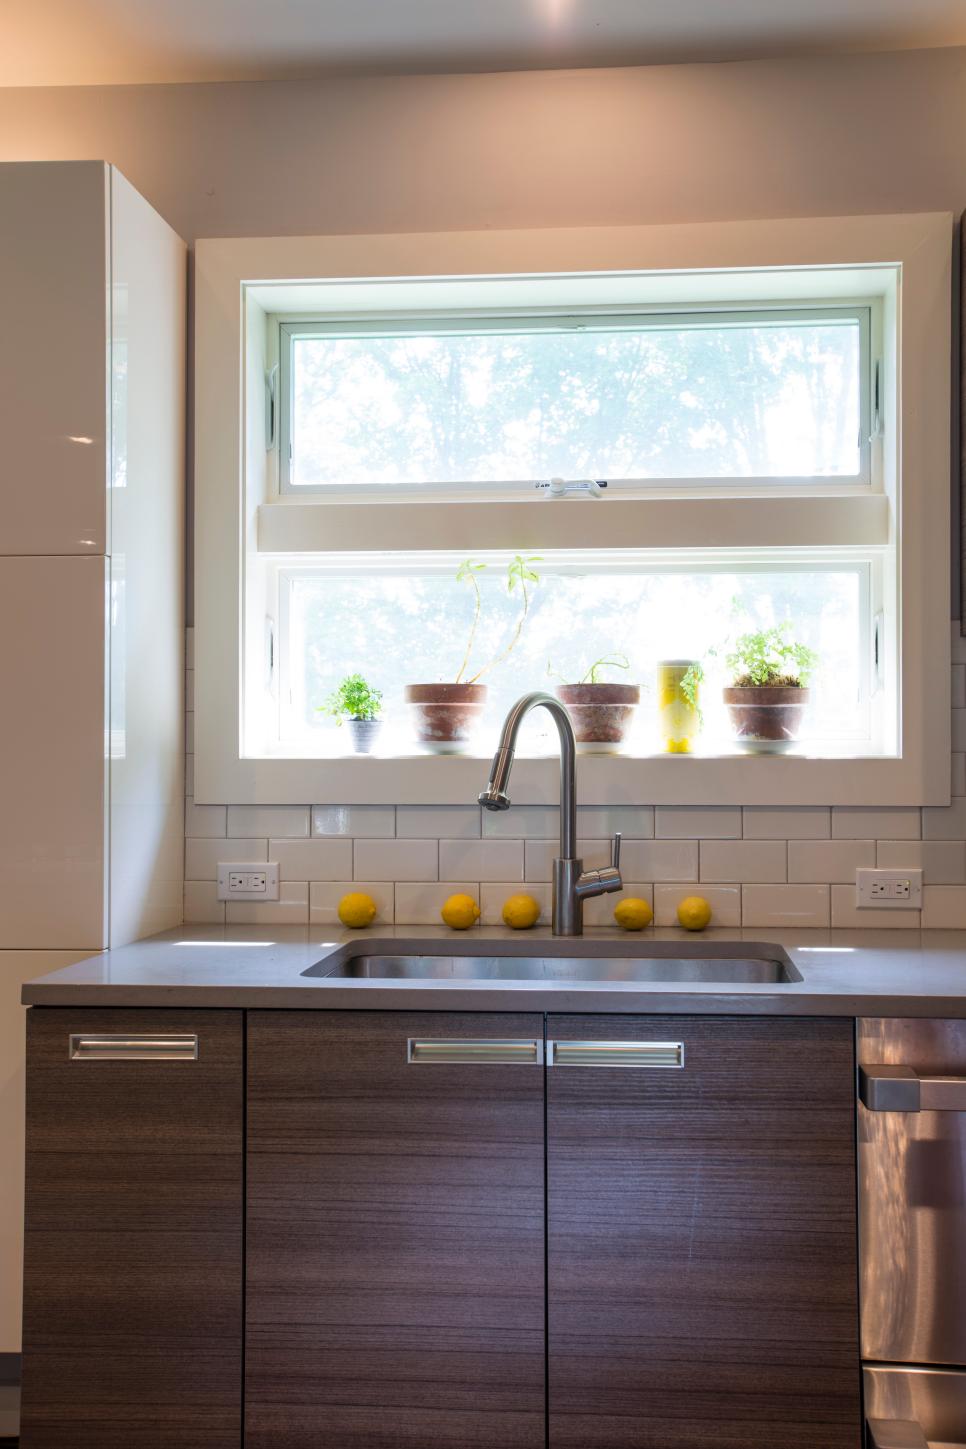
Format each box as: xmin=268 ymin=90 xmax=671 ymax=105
xmin=614 ymin=897 xmax=653 ymax=931
xmin=337 ymin=891 xmax=378 ymax=928
xmin=441 ymin=893 xmax=480 ymax=930
xmin=677 ymin=895 xmax=712 ymax=931
xmin=502 ymin=893 xmax=541 ymax=929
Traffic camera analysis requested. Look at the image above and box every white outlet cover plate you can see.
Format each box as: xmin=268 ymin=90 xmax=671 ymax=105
xmin=855 ymin=867 xmax=923 ymax=908
xmin=217 ymin=861 xmax=279 ymax=901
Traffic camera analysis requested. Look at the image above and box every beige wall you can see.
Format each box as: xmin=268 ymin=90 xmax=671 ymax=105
xmin=1 ymin=47 xmax=965 ymax=243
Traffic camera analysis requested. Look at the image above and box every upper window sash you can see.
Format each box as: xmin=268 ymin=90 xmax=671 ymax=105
xmin=274 ymin=302 xmax=875 ymax=499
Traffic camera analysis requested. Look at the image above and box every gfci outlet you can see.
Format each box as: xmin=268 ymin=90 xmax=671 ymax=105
xmin=217 ymin=862 xmax=279 ymax=901
xmin=855 ymin=868 xmax=923 ymax=909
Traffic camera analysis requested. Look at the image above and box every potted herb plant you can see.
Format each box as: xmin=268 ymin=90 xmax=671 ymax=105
xmin=550 ymin=655 xmax=640 ymax=752
xmin=321 ymin=673 xmax=383 ymax=754
xmin=722 ymin=626 xmax=817 ymax=753
xmin=406 ymin=555 xmax=541 ymax=753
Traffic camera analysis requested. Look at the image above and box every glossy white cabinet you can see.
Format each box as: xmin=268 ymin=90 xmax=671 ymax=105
xmin=0 ymin=161 xmax=110 ymax=556
xmin=0 ymin=949 xmax=100 ymax=1354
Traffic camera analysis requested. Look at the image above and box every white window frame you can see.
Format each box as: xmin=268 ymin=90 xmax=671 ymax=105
xmin=276 ymin=304 xmax=874 ymax=497
xmin=193 ymin=214 xmax=952 ymax=806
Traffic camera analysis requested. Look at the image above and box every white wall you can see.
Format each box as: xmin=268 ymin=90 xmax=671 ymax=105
xmin=1 ymin=48 xmax=965 ymax=243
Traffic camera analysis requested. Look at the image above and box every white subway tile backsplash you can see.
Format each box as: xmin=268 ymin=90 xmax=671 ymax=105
xmin=742 ymin=884 xmax=829 ymax=929
xmin=309 ymin=880 xmax=394 ymax=925
xmin=394 ymin=881 xmax=479 ymax=925
xmin=787 ymin=839 xmax=875 ymax=883
xmin=578 ymin=807 xmax=654 ymax=840
xmin=619 ymin=839 xmax=699 ymax=882
xmin=185 ymin=710 xmax=194 ymax=755
xmin=953 ymin=711 xmax=966 ymax=753
xmin=953 ymin=665 xmax=966 ymax=710
xmin=184 ymin=798 xmax=227 ymax=839
xmin=355 ymin=838 xmax=438 ymax=882
xmin=700 ymin=840 xmax=786 ymax=884
xmin=441 ymin=838 xmax=524 ymax=882
xmin=877 ymin=838 xmax=966 ymax=885
xmin=272 ymin=839 xmax=353 ymax=880
xmin=311 ymin=805 xmax=396 ymax=838
xmin=183 ymin=880 xmax=224 ymax=924
xmin=921 ymin=886 xmax=966 ymax=928
xmin=525 ymin=839 xmax=612 ymax=882
xmin=953 ymin=754 xmax=966 ymax=797
xmin=227 ymin=805 xmax=310 ymax=839
xmin=830 ymin=885 xmax=920 ymax=929
xmin=479 ymin=882 xmax=551 ymax=927
xmin=653 ymin=883 xmax=741 ymax=928
xmin=226 ymin=881 xmax=309 ymax=925
xmin=184 ymin=837 xmax=267 ymax=881
xmin=482 ymin=806 xmax=559 ymax=839
xmin=656 ymin=806 xmax=741 ymax=839
xmin=583 ymin=883 xmax=654 ymax=927
xmin=923 ymin=797 xmax=966 ymax=841
xmin=185 ymin=669 xmax=195 ymax=710
xmin=184 ymin=754 xmax=194 ymax=797
xmin=743 ymin=806 xmax=830 ymax=839
xmin=398 ymin=806 xmax=480 ymax=839
xmin=185 ymin=626 xmax=195 ymax=669
xmin=833 ymin=807 xmax=921 ymax=839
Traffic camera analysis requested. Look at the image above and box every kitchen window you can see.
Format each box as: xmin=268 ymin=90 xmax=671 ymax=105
xmin=193 ymin=214 xmax=951 ymax=804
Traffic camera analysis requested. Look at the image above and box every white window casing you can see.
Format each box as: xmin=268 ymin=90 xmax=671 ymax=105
xmin=193 ymin=214 xmax=952 ymax=806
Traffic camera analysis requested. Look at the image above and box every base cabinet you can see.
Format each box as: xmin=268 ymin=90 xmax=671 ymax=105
xmin=20 ymin=1007 xmax=861 ymax=1448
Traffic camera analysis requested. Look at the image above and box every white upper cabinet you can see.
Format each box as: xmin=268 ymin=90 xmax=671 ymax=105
xmin=0 ymin=161 xmax=111 ymax=555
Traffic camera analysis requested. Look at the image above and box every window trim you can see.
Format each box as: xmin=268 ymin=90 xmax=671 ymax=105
xmin=193 ymin=213 xmax=952 ymax=805
xmin=276 ymin=302 xmax=873 ymax=497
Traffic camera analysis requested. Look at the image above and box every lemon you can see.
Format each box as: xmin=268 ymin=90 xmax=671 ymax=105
xmin=441 ymin=893 xmax=480 ymax=930
xmin=677 ymin=895 xmax=712 ymax=931
xmin=337 ymin=891 xmax=378 ymax=928
xmin=502 ymin=893 xmax=541 ymax=929
xmin=614 ymin=897 xmax=653 ymax=931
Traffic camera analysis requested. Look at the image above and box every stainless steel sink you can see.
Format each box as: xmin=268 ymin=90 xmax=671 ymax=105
xmin=304 ymin=944 xmax=801 ymax=985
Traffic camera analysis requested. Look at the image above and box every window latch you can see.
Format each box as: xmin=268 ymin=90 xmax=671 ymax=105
xmin=535 ymin=477 xmax=608 ymax=500
xmin=265 ymin=363 xmax=279 ymax=450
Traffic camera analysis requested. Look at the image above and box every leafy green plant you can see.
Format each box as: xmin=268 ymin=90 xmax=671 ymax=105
xmin=726 ymin=626 xmax=817 ymax=688
xmin=547 ymin=653 xmax=630 ymax=685
xmin=455 ymin=554 xmax=541 ymax=684
xmin=320 ymin=673 xmax=383 ymax=723
xmin=679 ymin=661 xmax=704 ymax=709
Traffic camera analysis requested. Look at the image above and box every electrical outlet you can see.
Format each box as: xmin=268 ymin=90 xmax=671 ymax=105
xmin=855 ymin=868 xmax=922 ymax=909
xmin=217 ymin=862 xmax=279 ymax=901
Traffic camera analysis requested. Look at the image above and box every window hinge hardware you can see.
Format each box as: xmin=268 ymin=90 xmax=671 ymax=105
xmin=265 ymin=364 xmax=279 ymax=450
xmin=535 ymin=477 xmax=609 ymax=500
xmin=870 ymin=359 xmax=884 ymax=440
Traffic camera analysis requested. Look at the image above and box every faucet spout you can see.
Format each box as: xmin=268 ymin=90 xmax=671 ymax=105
xmin=478 ymin=691 xmax=621 ymax=935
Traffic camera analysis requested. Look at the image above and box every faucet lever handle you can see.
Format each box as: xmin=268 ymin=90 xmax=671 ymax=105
xmin=612 ymin=832 xmax=622 ymax=871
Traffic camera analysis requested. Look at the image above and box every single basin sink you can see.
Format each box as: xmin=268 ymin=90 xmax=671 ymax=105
xmin=304 ymin=942 xmax=801 ymax=985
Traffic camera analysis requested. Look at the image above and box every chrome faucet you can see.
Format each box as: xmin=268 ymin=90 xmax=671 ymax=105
xmin=479 ymin=691 xmax=623 ymax=936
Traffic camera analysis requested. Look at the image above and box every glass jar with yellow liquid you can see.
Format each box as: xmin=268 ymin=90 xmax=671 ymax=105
xmin=657 ymin=660 xmax=702 ymax=753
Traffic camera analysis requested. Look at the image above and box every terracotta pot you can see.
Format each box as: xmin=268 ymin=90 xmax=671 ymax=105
xmin=555 ymin=683 xmax=641 ymax=752
xmin=405 ymin=683 xmax=488 ymax=754
xmin=348 ymin=718 xmax=382 ymax=755
xmin=723 ymin=685 xmax=810 ymax=753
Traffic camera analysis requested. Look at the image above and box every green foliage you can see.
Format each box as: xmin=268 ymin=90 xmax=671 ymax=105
xmin=548 ymin=653 xmax=630 ymax=685
xmin=320 ymin=673 xmax=383 ymax=723
xmin=457 ymin=555 xmax=542 ymax=685
xmin=725 ymin=626 xmax=817 ymax=688
xmin=679 ymin=661 xmax=704 ymax=708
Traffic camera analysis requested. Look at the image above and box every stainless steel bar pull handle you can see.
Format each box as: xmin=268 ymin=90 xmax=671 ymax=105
xmin=407 ymin=1039 xmax=544 ymax=1065
xmin=69 ymin=1034 xmax=199 ymax=1062
xmin=867 ymin=1418 xmax=929 ymax=1449
xmin=860 ymin=1063 xmax=966 ymax=1112
xmin=548 ymin=1040 xmax=684 ymax=1068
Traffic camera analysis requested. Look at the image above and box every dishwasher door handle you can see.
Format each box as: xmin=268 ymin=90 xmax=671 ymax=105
xmin=407 ymin=1038 xmax=544 ymax=1065
xmin=860 ymin=1063 xmax=966 ymax=1112
xmin=548 ymin=1040 xmax=684 ymax=1068
xmin=867 ymin=1418 xmax=930 ymax=1449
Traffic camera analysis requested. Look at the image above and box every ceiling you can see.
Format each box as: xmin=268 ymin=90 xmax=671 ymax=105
xmin=5 ymin=0 xmax=966 ymax=87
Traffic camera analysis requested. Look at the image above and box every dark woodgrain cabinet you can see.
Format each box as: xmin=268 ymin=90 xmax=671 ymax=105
xmin=245 ymin=1010 xmax=547 ymax=1449
xmin=19 ymin=1006 xmax=860 ymax=1449
xmin=547 ymin=1015 xmax=861 ymax=1449
xmin=19 ymin=1009 xmax=244 ymax=1449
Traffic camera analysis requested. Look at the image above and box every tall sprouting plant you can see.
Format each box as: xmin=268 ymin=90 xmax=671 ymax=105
xmin=455 ymin=555 xmax=541 ymax=684
xmin=547 ymin=653 xmax=631 ymax=685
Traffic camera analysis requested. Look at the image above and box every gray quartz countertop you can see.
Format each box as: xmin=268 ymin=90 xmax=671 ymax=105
xmin=20 ymin=922 xmax=966 ymax=1016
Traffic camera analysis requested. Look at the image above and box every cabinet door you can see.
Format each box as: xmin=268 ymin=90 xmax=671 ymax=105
xmin=20 ymin=1008 xmax=244 ymax=1449
xmin=246 ymin=1011 xmax=546 ymax=1449
xmin=547 ymin=1015 xmax=860 ymax=1449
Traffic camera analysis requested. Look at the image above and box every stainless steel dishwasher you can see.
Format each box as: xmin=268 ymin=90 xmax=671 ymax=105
xmin=859 ymin=1018 xmax=966 ymax=1448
